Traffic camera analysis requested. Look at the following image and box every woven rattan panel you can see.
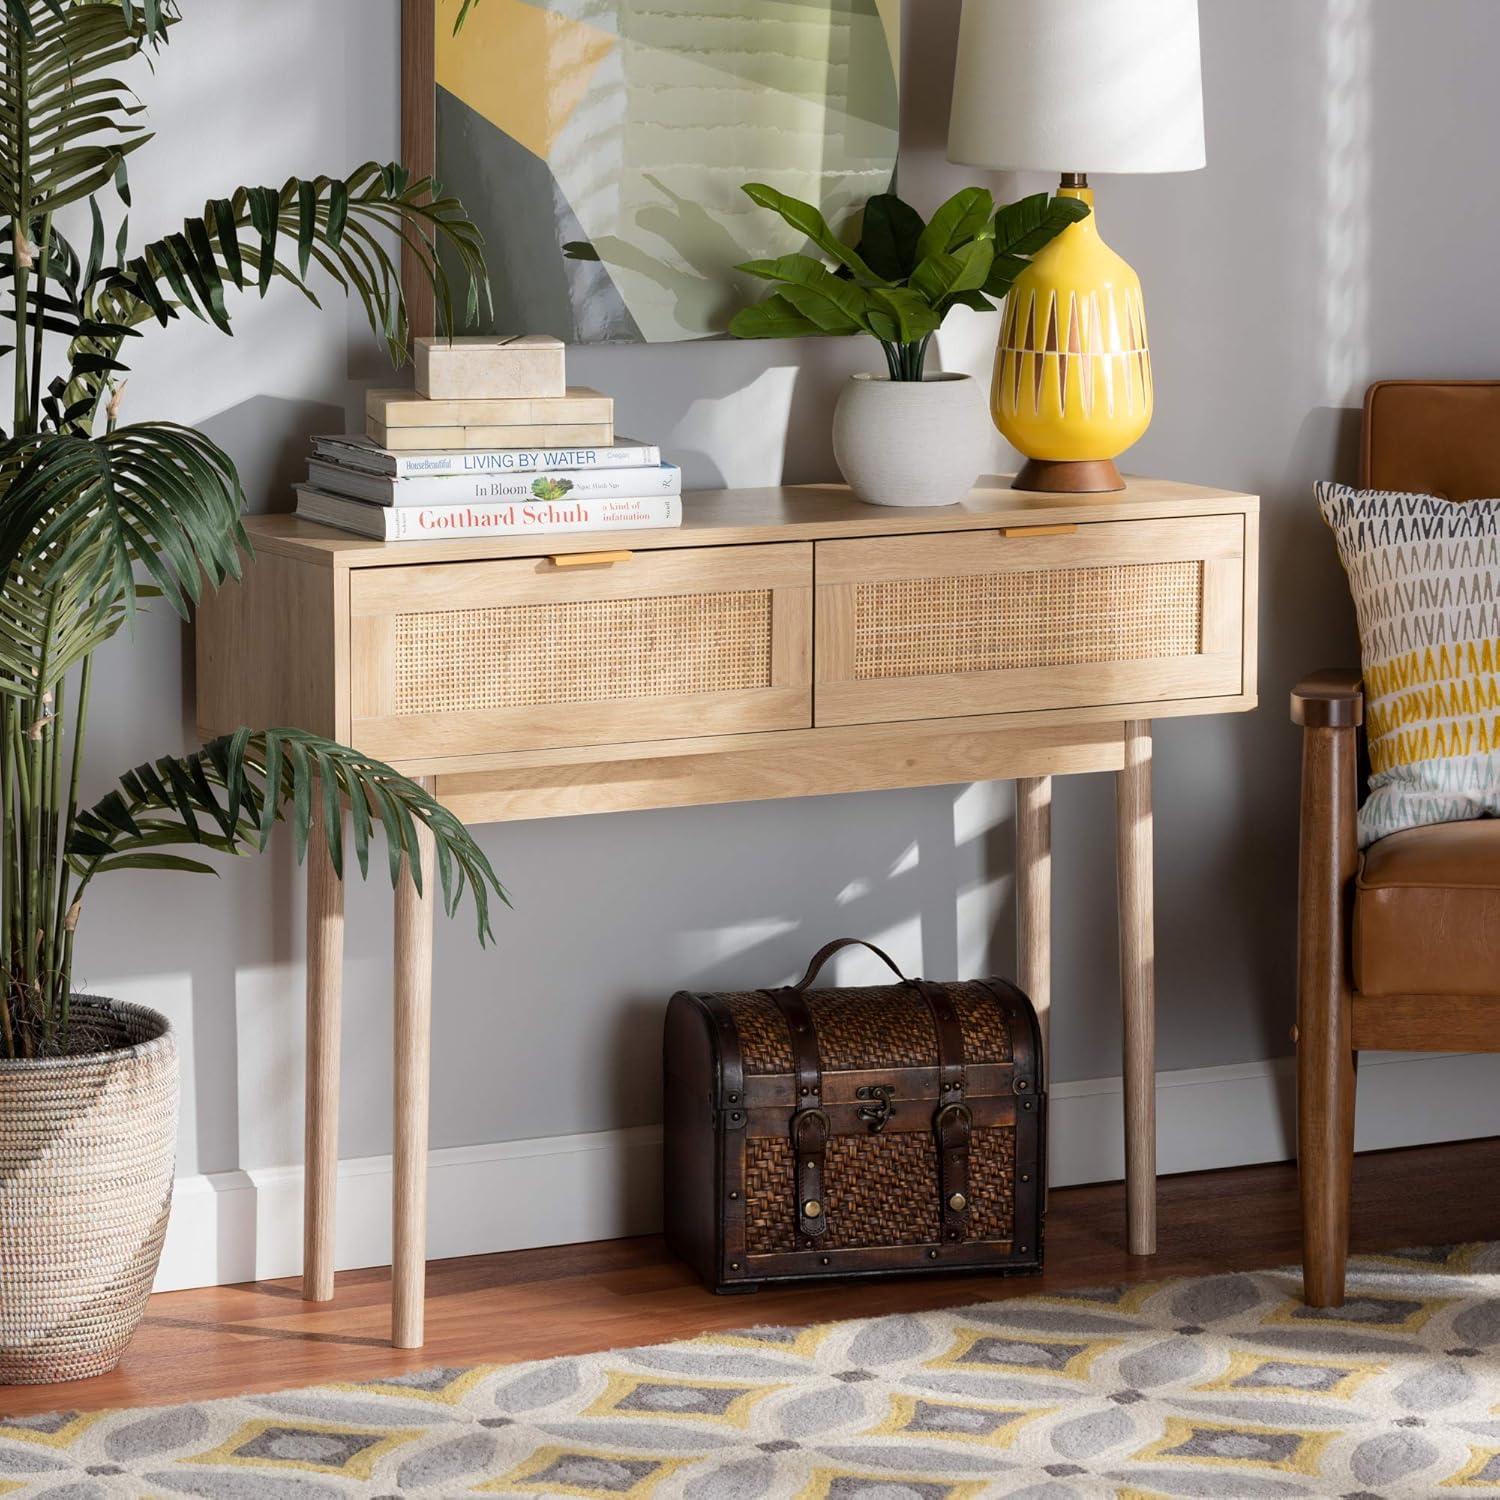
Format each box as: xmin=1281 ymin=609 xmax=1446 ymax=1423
xmin=721 ymin=983 xmax=1013 ymax=1076
xmin=393 ymin=590 xmax=772 ymax=715
xmin=744 ymin=1126 xmax=1016 ymax=1253
xmin=852 ymin=561 xmax=1203 ymax=679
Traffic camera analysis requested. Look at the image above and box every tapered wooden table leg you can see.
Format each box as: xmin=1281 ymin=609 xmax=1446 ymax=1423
xmin=392 ymin=812 xmax=436 ymax=1349
xmin=1117 ymin=720 xmax=1157 ymax=1256
xmin=304 ymin=797 xmax=344 ymax=1302
xmin=1016 ymin=776 xmax=1053 ymax=1084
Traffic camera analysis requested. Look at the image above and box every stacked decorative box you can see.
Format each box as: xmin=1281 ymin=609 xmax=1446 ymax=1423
xmin=296 ymin=335 xmax=681 ymax=540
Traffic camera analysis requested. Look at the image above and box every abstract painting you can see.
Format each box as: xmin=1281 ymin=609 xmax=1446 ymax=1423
xmin=417 ymin=0 xmax=900 ymax=343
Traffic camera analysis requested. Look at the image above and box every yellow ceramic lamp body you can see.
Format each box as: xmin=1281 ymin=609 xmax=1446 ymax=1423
xmin=993 ymin=188 xmax=1152 ymax=488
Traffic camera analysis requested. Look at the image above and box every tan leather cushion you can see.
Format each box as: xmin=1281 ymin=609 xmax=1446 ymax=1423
xmin=1364 ymin=380 xmax=1500 ymax=500
xmin=1353 ymin=820 xmax=1500 ymax=996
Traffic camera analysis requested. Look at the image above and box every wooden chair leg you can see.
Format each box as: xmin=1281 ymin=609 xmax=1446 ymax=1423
xmin=1296 ymin=724 xmax=1359 ymax=1306
xmin=1298 ymin=1019 xmax=1356 ymax=1306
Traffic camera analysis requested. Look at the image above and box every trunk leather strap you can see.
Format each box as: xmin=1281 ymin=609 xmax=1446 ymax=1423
xmin=912 ymin=977 xmax=972 ymax=1242
xmin=764 ymin=985 xmax=829 ymax=1241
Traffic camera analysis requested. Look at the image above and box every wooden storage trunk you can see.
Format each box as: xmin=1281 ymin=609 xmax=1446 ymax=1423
xmin=664 ymin=940 xmax=1044 ymax=1292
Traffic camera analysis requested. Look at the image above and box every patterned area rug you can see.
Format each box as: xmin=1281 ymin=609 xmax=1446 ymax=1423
xmin=8 ymin=1246 xmax=1500 ymax=1496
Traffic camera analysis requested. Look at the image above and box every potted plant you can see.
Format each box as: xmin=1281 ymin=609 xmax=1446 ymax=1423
xmin=729 ymin=185 xmax=1090 ymax=507
xmin=0 ymin=0 xmax=503 ymax=1384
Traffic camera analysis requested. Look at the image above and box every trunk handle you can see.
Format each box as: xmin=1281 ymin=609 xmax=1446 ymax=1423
xmin=790 ymin=938 xmax=908 ymax=991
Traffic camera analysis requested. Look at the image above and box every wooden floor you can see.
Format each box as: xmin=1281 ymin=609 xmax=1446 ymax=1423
xmin=6 ymin=1138 xmax=1500 ymax=1418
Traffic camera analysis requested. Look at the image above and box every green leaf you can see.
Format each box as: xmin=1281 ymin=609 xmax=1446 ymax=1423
xmin=67 ymin=730 xmax=507 ymax=944
xmin=740 ymin=183 xmax=887 ymax=284
xmin=0 ymin=3 xmax=157 ymax=222
xmin=855 ymin=193 xmax=926 ymax=282
xmin=981 ymin=196 xmax=1091 ymax=299
xmin=991 ymin=191 xmax=1092 ymax=258
xmin=914 ymin=186 xmax=995 ymax=265
xmin=93 ymin=853 xmax=219 ymax=875
xmin=210 ymin=197 xmax=243 ymax=288
xmin=909 ymin=238 xmax=995 ymax=308
xmin=325 ymin=179 xmax=349 ymax=248
xmin=296 ymin=177 xmax=317 ymax=277
xmin=0 ymin=423 xmax=245 ymax=632
xmin=867 ymin=287 xmax=942 ymax=344
xmin=734 ymin=254 xmax=872 ymax=333
xmin=93 ymin=164 xmax=490 ymax=374
xmin=728 ymin=292 xmax=827 ymax=340
xmin=946 ymin=289 xmax=993 ymax=313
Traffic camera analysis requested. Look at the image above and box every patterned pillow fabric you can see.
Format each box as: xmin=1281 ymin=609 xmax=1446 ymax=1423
xmin=1317 ymin=481 xmax=1500 ymax=846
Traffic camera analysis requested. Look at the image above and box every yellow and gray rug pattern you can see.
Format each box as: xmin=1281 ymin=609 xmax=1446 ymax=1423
xmin=8 ymin=1246 xmax=1500 ymax=1496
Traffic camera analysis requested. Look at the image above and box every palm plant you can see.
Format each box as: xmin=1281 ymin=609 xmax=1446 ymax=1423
xmin=0 ymin=0 xmax=505 ymax=1059
xmin=729 ymin=185 xmax=1091 ymax=380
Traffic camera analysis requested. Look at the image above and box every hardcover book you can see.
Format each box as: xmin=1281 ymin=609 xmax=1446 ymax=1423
xmin=313 ymin=435 xmax=661 ymax=478
xmin=306 ymin=460 xmax=681 ymax=508
xmin=294 ymin=486 xmax=683 ymax=541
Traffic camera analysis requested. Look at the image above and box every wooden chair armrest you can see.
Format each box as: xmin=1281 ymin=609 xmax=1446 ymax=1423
xmin=1291 ymin=668 xmax=1364 ymax=728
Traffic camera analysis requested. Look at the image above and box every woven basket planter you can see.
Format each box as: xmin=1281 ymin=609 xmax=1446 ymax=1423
xmin=0 ymin=999 xmax=177 ymax=1385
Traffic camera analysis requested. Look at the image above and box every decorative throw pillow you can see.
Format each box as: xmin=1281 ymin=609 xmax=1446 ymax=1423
xmin=1317 ymin=482 xmax=1500 ymax=845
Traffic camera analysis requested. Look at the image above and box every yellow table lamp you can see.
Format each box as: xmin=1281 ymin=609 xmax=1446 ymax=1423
xmin=947 ymin=0 xmax=1206 ymax=492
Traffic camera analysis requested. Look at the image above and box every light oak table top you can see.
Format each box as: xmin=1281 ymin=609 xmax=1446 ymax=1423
xmin=244 ymin=474 xmax=1259 ymax=569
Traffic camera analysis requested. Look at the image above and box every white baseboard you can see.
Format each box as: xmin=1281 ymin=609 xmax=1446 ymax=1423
xmin=154 ymin=1051 xmax=1500 ymax=1293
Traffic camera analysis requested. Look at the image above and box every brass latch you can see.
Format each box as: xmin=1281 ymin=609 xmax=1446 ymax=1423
xmin=855 ymin=1083 xmax=896 ymax=1132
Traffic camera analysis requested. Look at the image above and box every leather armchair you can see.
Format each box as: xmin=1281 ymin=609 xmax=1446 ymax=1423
xmin=1293 ymin=382 xmax=1500 ymax=1307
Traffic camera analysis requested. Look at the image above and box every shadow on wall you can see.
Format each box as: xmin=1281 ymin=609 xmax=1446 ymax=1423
xmin=1229 ymin=404 xmax=1363 ymax=1088
xmin=131 ymin=395 xmax=336 ymax=1177
xmin=198 ymin=394 xmax=347 ymax=517
xmin=567 ymin=335 xmax=868 ymax=492
xmin=516 ymin=779 xmax=1027 ymax=1139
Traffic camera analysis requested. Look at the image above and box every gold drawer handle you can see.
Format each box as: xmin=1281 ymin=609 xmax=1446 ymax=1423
xmin=999 ymin=523 xmax=1079 ymax=538
xmin=547 ymin=550 xmax=634 ymax=568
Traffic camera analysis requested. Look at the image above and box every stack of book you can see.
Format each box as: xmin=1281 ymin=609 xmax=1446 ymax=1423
xmin=294 ymin=335 xmax=682 ymax=541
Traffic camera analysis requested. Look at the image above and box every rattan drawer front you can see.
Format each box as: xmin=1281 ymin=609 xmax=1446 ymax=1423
xmin=350 ymin=544 xmax=812 ymax=759
xmin=815 ymin=516 xmax=1245 ymax=725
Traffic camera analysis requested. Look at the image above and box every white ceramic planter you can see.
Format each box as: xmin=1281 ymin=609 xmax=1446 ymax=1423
xmin=832 ymin=371 xmax=987 ymax=507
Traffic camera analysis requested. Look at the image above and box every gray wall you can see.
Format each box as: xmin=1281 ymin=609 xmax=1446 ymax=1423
xmin=52 ymin=0 xmax=1500 ymax=1180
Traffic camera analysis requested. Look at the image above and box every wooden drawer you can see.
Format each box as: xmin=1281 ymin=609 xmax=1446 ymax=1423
xmin=349 ymin=543 xmax=812 ymax=758
xmin=814 ymin=516 xmax=1245 ymax=726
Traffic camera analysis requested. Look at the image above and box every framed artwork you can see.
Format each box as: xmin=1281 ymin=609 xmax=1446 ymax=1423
xmin=401 ymin=0 xmax=900 ymax=344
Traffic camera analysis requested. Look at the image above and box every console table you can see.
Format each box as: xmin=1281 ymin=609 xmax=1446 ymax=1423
xmin=195 ymin=476 xmax=1259 ymax=1347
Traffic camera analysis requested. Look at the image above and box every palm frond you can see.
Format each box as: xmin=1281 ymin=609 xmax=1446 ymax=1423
xmin=99 ymin=163 xmax=490 ymax=363
xmin=0 ymin=2 xmax=157 ymax=223
xmin=0 ymin=529 xmax=133 ymax=700
xmin=0 ymin=422 xmax=245 ymax=625
xmin=69 ymin=730 xmax=509 ymax=942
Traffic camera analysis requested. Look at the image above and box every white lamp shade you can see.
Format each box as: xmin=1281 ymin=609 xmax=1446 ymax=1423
xmin=947 ymin=0 xmax=1206 ymax=174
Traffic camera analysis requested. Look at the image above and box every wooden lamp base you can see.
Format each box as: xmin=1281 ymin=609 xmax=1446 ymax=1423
xmin=1013 ymin=457 xmax=1124 ymax=493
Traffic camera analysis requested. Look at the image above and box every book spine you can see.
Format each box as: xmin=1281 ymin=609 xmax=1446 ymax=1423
xmin=387 ymin=495 xmax=682 ymax=540
xmin=367 ymin=466 xmax=681 ymax=508
xmin=386 ymin=443 xmax=662 ymax=478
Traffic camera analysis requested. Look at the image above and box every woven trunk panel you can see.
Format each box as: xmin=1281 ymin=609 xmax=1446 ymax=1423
xmin=851 ymin=561 xmax=1203 ymax=679
xmin=0 ymin=1000 xmax=177 ymax=1385
xmin=744 ymin=1125 xmax=1016 ymax=1254
xmin=393 ymin=589 xmax=772 ymax=714
xmin=722 ymin=982 xmax=1013 ymax=1075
